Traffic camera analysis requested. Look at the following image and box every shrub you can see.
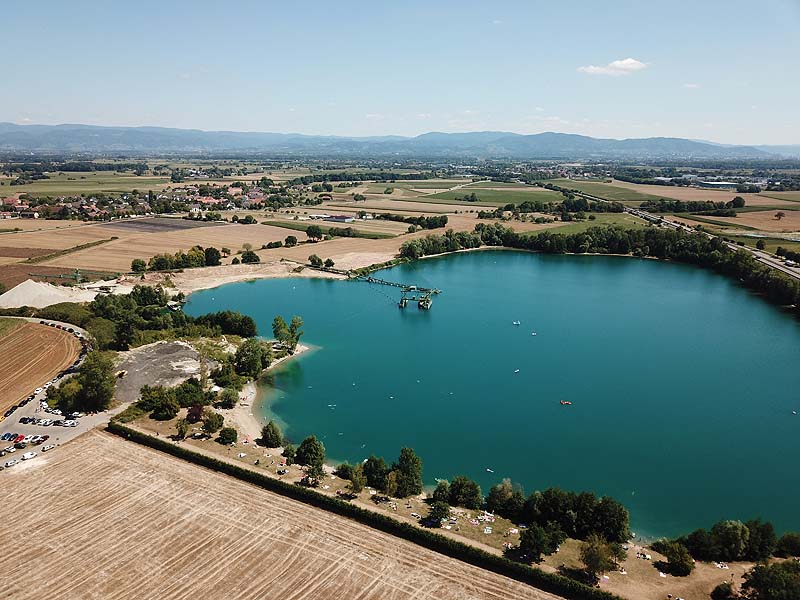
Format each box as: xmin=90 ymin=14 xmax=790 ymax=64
xmin=218 ymin=427 xmax=238 ymax=445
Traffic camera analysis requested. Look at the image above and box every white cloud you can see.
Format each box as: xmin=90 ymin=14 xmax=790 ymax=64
xmin=535 ymin=106 xmax=545 ymax=112
xmin=365 ymin=113 xmax=384 ymax=120
xmin=683 ymin=83 xmax=700 ymax=89
xmin=492 ymin=19 xmax=503 ymax=25
xmin=416 ymin=113 xmax=432 ymax=119
xmin=288 ymin=107 xmax=296 ymax=112
xmin=578 ymin=57 xmax=648 ymax=76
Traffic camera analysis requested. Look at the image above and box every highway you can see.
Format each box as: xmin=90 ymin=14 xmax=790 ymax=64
xmin=567 ymin=188 xmax=800 ymax=281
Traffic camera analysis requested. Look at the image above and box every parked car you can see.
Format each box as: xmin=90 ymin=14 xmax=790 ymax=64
xmin=41 ymin=444 xmax=55 ymax=452
xmin=3 ymin=446 xmax=16 ymax=453
xmin=4 ymin=460 xmax=17 ymax=468
xmin=14 ymin=435 xmax=25 ymax=443
xmin=21 ymin=452 xmax=36 ymax=460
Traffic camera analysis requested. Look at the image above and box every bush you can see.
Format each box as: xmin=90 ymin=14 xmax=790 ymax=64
xmin=203 ymin=410 xmax=224 ymax=434
xmin=776 ymin=532 xmax=800 ymax=557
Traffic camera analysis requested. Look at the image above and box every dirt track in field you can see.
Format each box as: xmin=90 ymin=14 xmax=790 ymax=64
xmin=0 ymin=321 xmax=80 ymax=411
xmin=0 ymin=430 xmax=564 ymax=600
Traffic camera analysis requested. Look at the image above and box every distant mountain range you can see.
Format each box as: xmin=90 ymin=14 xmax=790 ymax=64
xmin=0 ymin=122 xmax=797 ymax=159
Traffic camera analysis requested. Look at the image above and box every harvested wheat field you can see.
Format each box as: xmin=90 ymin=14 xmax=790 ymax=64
xmin=0 ymin=320 xmax=80 ymax=411
xmin=699 ymin=209 xmax=800 ymax=232
xmin=610 ymin=180 xmax=799 ymax=207
xmin=0 ymin=430 xmax=564 ymax=600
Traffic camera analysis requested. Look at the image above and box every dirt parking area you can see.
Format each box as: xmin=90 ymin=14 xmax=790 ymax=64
xmin=0 ymin=429 xmax=564 ymax=600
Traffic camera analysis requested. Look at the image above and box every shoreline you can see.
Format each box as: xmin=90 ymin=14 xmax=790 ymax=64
xmin=223 ymin=342 xmax=311 ymax=441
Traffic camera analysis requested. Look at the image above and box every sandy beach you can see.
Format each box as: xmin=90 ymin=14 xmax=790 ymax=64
xmin=222 ymin=343 xmax=311 ymax=440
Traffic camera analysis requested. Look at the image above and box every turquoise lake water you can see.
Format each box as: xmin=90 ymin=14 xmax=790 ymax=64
xmin=185 ymin=250 xmax=800 ymax=538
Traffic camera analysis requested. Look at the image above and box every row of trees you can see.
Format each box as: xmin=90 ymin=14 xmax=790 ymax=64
xmin=640 ymin=197 xmax=745 ymax=215
xmin=133 ymin=245 xmax=222 ymax=272
xmin=45 ymin=351 xmax=116 ymax=413
xmin=399 ymin=224 xmax=800 ymax=312
xmin=656 ymin=518 xmax=800 ymax=563
xmin=375 ymin=213 xmax=449 ymax=229
xmin=335 ymin=448 xmax=424 ymax=499
xmin=308 ymin=254 xmax=335 ymax=269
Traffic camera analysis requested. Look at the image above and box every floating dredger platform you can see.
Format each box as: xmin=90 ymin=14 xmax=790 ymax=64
xmin=357 ymin=275 xmax=441 ymax=309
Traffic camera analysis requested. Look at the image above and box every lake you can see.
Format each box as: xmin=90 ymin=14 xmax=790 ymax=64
xmin=185 ymin=250 xmax=800 ymax=538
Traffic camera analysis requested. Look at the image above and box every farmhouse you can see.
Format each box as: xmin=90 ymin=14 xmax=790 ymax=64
xmin=325 ymin=215 xmax=355 ymax=223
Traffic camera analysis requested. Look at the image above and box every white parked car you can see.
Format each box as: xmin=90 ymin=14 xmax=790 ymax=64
xmin=35 ymin=388 xmax=43 ymax=395
xmin=42 ymin=445 xmax=55 ymax=452
xmin=21 ymin=452 xmax=36 ymax=460
xmin=4 ymin=460 xmax=17 ymax=467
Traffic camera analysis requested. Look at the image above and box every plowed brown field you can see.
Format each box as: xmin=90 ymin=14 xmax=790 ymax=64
xmin=0 ymin=430 xmax=564 ymax=600
xmin=0 ymin=321 xmax=80 ymax=411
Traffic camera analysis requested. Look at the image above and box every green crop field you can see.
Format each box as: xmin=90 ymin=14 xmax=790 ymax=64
xmin=0 ymin=172 xmax=171 ymax=197
xmin=548 ymin=213 xmax=649 ymax=234
xmin=757 ymin=192 xmax=800 ymax=202
xmin=426 ymin=188 xmax=565 ymax=206
xmin=675 ymin=214 xmax=757 ymax=230
xmin=546 ymin=179 xmax=664 ymax=204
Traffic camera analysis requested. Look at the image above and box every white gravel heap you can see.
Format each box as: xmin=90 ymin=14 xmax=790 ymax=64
xmin=0 ymin=279 xmax=99 ymax=308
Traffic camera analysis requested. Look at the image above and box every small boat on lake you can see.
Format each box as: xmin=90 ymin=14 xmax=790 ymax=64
xmin=512 ymin=320 xmax=521 ymax=326
xmin=560 ymin=400 xmax=572 ymax=406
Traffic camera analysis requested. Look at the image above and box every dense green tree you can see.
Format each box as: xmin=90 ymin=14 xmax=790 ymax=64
xmin=741 ymin=560 xmax=800 ymax=600
xmin=427 ymin=501 xmax=451 ymax=526
xmin=131 ymin=258 xmax=146 ymax=272
xmin=711 ymin=520 xmax=750 ymax=562
xmin=660 ymin=541 xmax=695 ymax=576
xmin=306 ymin=225 xmax=323 ymax=241
xmin=308 ymin=254 xmax=323 ymax=267
xmin=218 ymin=387 xmax=239 ymax=409
xmin=295 ymin=435 xmax=325 ymax=469
xmin=431 ymin=480 xmax=450 ymax=504
xmin=519 ymin=523 xmax=563 ymax=563
xmin=73 ymin=351 xmax=116 ymax=412
xmin=394 ymin=447 xmax=423 ymax=498
xmin=218 ymin=427 xmax=238 ymax=445
xmin=349 ymin=464 xmax=366 ymax=494
xmin=363 ymin=455 xmax=389 ymax=491
xmin=324 ymin=258 xmax=335 ymax=268
xmin=202 ymin=410 xmax=224 ymax=434
xmin=776 ymin=532 xmax=800 ymax=557
xmin=152 ymin=395 xmax=180 ymax=420
xmin=272 ymin=315 xmax=289 ymax=344
xmin=234 ymin=338 xmax=271 ymax=378
xmin=710 ymin=581 xmax=737 ymax=600
xmin=175 ymin=418 xmax=189 ymax=439
xmin=260 ymin=420 xmax=283 ymax=447
xmin=448 ymin=476 xmax=483 ymax=509
xmin=744 ymin=519 xmax=777 ymax=561
xmin=282 ymin=443 xmax=296 ymax=465
xmin=204 ymin=246 xmax=222 ymax=266
xmin=288 ymin=316 xmax=304 ymax=352
xmin=284 ymin=235 xmax=298 ymax=247
xmin=580 ymin=534 xmax=616 ymax=582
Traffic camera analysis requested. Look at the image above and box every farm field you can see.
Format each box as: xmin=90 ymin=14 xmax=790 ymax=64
xmin=686 ymin=209 xmax=800 ymax=232
xmin=757 ymin=191 xmax=800 ymax=202
xmin=427 ymin=188 xmax=565 ymax=206
xmin=0 ymin=320 xmax=81 ymax=411
xmin=0 ymin=171 xmax=171 ymax=196
xmin=0 ymin=429 xmax=563 ymax=600
xmin=607 ymin=180 xmax=799 ymax=206
xmin=543 ymin=213 xmax=648 ymax=234
xmin=546 ymin=179 xmax=664 ymax=204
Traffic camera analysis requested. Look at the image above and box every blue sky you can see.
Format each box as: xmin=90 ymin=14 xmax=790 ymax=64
xmin=2 ymin=0 xmax=799 ymax=144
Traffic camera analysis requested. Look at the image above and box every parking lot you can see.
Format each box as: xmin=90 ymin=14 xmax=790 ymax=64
xmin=0 ymin=318 xmax=110 ymax=471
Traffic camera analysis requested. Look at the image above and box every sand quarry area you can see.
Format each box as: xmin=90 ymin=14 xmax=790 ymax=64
xmin=0 ymin=429 xmax=564 ymax=600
